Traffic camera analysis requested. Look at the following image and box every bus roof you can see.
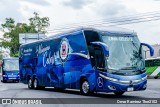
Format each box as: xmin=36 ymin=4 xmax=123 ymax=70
xmin=49 ymin=26 xmax=136 ymax=38
xmin=21 ymin=26 xmax=136 ymax=46
xmin=3 ymin=57 xmax=19 ymax=60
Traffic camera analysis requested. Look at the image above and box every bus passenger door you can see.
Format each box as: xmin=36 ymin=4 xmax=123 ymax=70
xmin=94 ymin=47 xmax=105 ymax=90
xmin=94 ymin=47 xmax=105 ymax=71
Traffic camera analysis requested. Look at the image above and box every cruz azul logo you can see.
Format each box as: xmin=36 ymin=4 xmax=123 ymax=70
xmin=60 ymin=38 xmax=69 ymax=62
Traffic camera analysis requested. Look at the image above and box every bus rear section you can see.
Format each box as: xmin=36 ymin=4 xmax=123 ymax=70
xmin=19 ymin=27 xmax=154 ymax=95
xmin=145 ymin=58 xmax=160 ymax=79
xmin=1 ymin=58 xmax=20 ymax=83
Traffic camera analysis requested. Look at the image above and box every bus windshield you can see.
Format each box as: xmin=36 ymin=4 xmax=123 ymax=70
xmin=101 ymin=34 xmax=145 ymax=75
xmin=3 ymin=59 xmax=19 ymax=71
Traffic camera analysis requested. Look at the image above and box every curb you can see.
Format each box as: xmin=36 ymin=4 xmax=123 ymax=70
xmin=147 ymin=75 xmax=160 ymax=79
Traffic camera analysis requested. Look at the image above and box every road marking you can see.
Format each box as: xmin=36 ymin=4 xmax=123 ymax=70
xmin=0 ymin=86 xmax=8 ymax=91
xmin=0 ymin=84 xmax=8 ymax=91
xmin=150 ymin=67 xmax=160 ymax=76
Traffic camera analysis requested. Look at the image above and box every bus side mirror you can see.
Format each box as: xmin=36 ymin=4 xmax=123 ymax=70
xmin=103 ymin=46 xmax=109 ymax=57
xmin=141 ymin=43 xmax=154 ymax=56
xmin=91 ymin=42 xmax=109 ymax=57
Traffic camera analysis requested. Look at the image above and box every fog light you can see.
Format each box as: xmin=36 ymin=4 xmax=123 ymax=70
xmin=108 ymin=85 xmax=116 ymax=90
xmin=143 ymin=84 xmax=147 ymax=89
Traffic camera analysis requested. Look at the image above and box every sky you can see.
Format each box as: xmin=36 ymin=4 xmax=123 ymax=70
xmin=0 ymin=0 xmax=160 ymax=45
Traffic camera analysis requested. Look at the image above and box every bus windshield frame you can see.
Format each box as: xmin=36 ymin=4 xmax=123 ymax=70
xmin=3 ymin=59 xmax=19 ymax=71
xmin=100 ymin=33 xmax=145 ymax=76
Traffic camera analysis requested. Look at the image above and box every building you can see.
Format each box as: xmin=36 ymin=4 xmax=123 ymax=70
xmin=19 ymin=33 xmax=46 ymax=44
xmin=143 ymin=44 xmax=160 ymax=59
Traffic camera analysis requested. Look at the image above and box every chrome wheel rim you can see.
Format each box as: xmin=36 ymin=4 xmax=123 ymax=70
xmin=82 ymin=81 xmax=89 ymax=94
xmin=28 ymin=79 xmax=32 ymax=88
xmin=34 ymin=79 xmax=37 ymax=88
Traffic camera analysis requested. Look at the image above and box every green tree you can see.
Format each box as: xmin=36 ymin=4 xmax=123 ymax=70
xmin=0 ymin=12 xmax=50 ymax=57
xmin=0 ymin=51 xmax=3 ymax=60
xmin=29 ymin=12 xmax=50 ymax=33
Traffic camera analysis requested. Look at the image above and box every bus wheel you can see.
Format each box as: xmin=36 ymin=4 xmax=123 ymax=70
xmin=28 ymin=78 xmax=33 ymax=89
xmin=33 ymin=78 xmax=39 ymax=89
xmin=80 ymin=79 xmax=90 ymax=95
xmin=3 ymin=80 xmax=7 ymax=83
xmin=114 ymin=92 xmax=125 ymax=96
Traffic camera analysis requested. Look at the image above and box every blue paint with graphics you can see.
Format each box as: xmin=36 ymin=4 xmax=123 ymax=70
xmin=19 ymin=27 xmax=152 ymax=94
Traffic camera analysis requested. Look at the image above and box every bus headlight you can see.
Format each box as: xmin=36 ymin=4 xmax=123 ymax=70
xmin=143 ymin=84 xmax=147 ymax=89
xmin=99 ymin=73 xmax=147 ymax=84
xmin=141 ymin=76 xmax=147 ymax=81
xmin=99 ymin=74 xmax=118 ymax=82
xmin=3 ymin=75 xmax=7 ymax=77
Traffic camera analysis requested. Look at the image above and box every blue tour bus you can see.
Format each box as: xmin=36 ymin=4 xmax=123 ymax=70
xmin=1 ymin=57 xmax=20 ymax=83
xmin=19 ymin=27 xmax=154 ymax=95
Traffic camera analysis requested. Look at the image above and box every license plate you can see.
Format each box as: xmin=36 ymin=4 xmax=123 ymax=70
xmin=127 ymin=87 xmax=133 ymax=91
xmin=9 ymin=78 xmax=16 ymax=79
xmin=8 ymin=75 xmax=17 ymax=77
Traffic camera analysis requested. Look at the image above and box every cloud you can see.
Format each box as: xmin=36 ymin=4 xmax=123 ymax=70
xmin=0 ymin=0 xmax=22 ymax=23
xmin=0 ymin=0 xmax=160 ymax=45
xmin=62 ymin=0 xmax=93 ymax=9
xmin=94 ymin=0 xmax=130 ymax=19
xmin=21 ymin=0 xmax=50 ymax=6
xmin=0 ymin=0 xmax=50 ymax=24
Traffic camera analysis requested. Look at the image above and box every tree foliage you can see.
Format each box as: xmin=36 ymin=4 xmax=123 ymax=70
xmin=29 ymin=12 xmax=50 ymax=33
xmin=0 ymin=12 xmax=50 ymax=57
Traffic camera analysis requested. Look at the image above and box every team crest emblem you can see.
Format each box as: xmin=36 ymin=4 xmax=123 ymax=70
xmin=59 ymin=38 xmax=69 ymax=62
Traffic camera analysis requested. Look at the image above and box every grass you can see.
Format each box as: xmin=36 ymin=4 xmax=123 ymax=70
xmin=146 ymin=66 xmax=158 ymax=75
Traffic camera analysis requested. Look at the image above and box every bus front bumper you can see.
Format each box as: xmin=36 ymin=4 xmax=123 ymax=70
xmin=3 ymin=76 xmax=20 ymax=81
xmin=97 ymin=73 xmax=147 ymax=92
xmin=104 ymin=79 xmax=147 ymax=92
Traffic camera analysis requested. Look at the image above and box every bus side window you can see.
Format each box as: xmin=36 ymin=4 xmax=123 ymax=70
xmin=94 ymin=47 xmax=105 ymax=71
xmin=84 ymin=30 xmax=102 ymax=68
xmin=84 ymin=30 xmax=101 ymax=45
xmin=88 ymin=45 xmax=95 ymax=67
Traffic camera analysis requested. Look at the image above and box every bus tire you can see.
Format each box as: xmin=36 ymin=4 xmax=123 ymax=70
xmin=28 ymin=78 xmax=33 ymax=89
xmin=3 ymin=80 xmax=7 ymax=83
xmin=33 ymin=78 xmax=39 ymax=90
xmin=114 ymin=92 xmax=125 ymax=96
xmin=80 ymin=79 xmax=90 ymax=95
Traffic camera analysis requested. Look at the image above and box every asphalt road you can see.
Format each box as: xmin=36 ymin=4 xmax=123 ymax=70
xmin=0 ymin=79 xmax=160 ymax=107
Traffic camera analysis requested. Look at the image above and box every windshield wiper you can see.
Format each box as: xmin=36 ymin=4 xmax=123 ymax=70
xmin=131 ymin=41 xmax=142 ymax=58
xmin=119 ymin=67 xmax=137 ymax=70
